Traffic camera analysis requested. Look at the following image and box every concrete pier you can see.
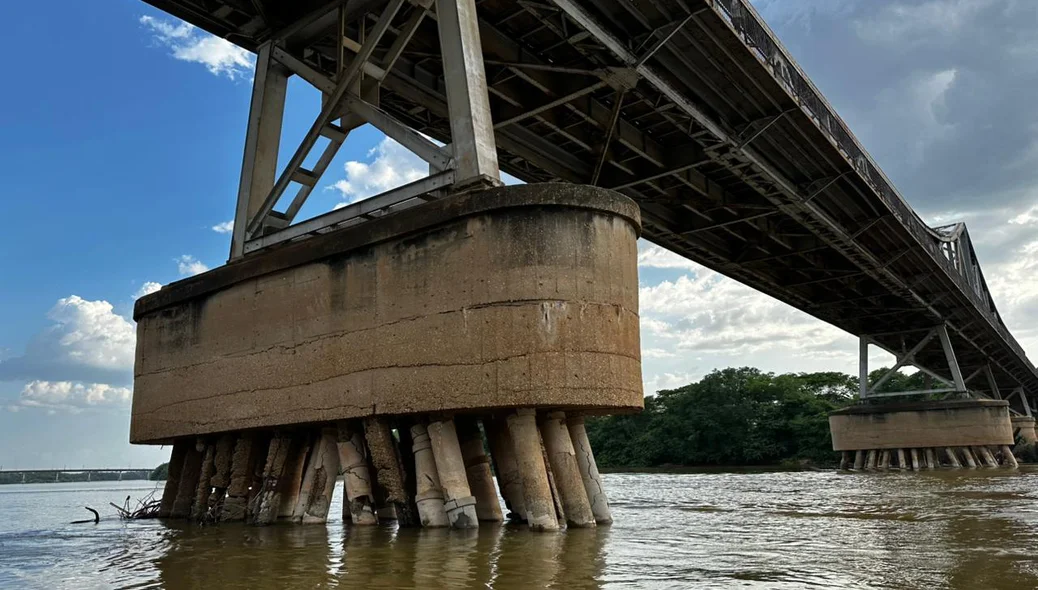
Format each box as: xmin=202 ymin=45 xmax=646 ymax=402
xmin=567 ymin=416 xmax=613 ymax=525
xmin=191 ymin=442 xmax=216 ymax=521
xmin=427 ymin=418 xmax=478 ymax=529
xmin=485 ymin=418 xmax=527 ymax=522
xmin=207 ymin=434 xmax=235 ymax=518
xmin=507 ymin=409 xmax=559 ymax=532
xmin=336 ymin=423 xmax=378 ymax=525
xmin=410 ymin=424 xmax=449 ymax=528
xmin=293 ymin=428 xmax=339 ymax=524
xmin=1012 ymin=416 xmax=1037 ymax=443
xmin=251 ymin=435 xmax=293 ymax=525
xmin=221 ymin=434 xmax=260 ymax=521
xmin=170 ymin=444 xmax=203 ymax=519
xmin=832 ymin=400 xmax=1019 ymax=470
xmin=540 ymin=412 xmax=596 ymax=528
xmin=158 ymin=441 xmax=188 ymax=518
xmin=133 ymin=185 xmax=641 ymax=532
xmin=277 ymin=437 xmax=311 ymax=520
xmin=364 ymin=418 xmax=417 ymax=527
xmin=131 ymin=186 xmax=641 ymax=443
xmin=457 ymin=418 xmax=504 ymax=523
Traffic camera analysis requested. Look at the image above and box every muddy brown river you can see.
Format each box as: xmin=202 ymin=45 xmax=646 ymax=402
xmin=2 ymin=469 xmax=1038 ymax=588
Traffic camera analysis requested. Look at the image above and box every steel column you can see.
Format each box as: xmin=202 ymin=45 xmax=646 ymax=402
xmin=231 ymin=42 xmax=288 ymax=259
xmin=435 ymin=0 xmax=500 ymax=185
xmin=937 ymin=324 xmax=967 ymax=392
xmin=859 ymin=336 xmax=868 ymax=399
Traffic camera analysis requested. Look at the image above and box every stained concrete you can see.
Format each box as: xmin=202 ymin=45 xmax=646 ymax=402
xmin=829 ymin=399 xmax=1013 ymax=451
xmin=131 ymin=184 xmax=642 ymax=443
xmin=1011 ymin=415 xmax=1037 ymax=443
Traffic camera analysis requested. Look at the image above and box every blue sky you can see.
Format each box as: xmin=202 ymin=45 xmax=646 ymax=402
xmin=3 ymin=0 xmax=1038 ymax=468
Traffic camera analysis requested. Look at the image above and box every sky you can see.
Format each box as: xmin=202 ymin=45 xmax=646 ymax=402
xmin=1 ymin=0 xmax=1037 ymax=468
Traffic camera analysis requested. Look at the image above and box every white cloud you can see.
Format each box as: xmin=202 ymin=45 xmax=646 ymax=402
xmin=211 ymin=220 xmax=234 ymax=233
xmin=14 ymin=380 xmax=132 ymax=414
xmin=986 ymin=239 xmax=1038 ymax=355
xmin=330 ymin=137 xmax=427 ymax=205
xmin=134 ymin=282 xmax=162 ymax=299
xmin=855 ymin=0 xmax=994 ymax=44
xmin=639 ymin=269 xmax=851 ymax=359
xmin=642 ymin=348 xmax=677 ymax=359
xmin=638 ymin=244 xmax=700 ymax=270
xmin=140 ymin=15 xmax=254 ymax=80
xmin=644 ymin=372 xmax=699 ymax=395
xmin=1009 ymin=204 xmax=1038 ymax=226
xmin=46 ymin=297 xmax=135 ymax=371
xmin=0 ymin=296 xmax=136 ymax=385
xmin=176 ymin=255 xmax=209 ymax=276
xmin=640 ymin=317 xmax=674 ymax=337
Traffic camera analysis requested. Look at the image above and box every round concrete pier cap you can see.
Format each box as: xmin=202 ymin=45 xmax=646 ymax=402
xmin=131 ymin=184 xmax=644 ymax=443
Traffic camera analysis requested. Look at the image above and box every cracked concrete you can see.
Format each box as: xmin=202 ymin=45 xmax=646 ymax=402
xmin=131 ymin=184 xmax=643 ymax=443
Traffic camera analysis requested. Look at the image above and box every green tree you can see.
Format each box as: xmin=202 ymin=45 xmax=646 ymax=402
xmin=149 ymin=462 xmax=169 ymax=481
xmin=586 ymin=367 xmax=852 ymax=468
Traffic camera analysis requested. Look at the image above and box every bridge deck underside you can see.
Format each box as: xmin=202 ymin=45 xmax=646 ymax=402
xmin=143 ymin=0 xmax=1038 ymax=395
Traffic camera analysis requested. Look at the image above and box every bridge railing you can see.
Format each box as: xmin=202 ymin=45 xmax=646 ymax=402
xmin=712 ymin=0 xmax=1031 ymax=367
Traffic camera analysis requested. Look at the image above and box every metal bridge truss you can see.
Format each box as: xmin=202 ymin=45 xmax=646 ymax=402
xmin=147 ymin=0 xmax=1038 ymax=408
xmin=859 ymin=325 xmax=1034 ymax=417
xmin=229 ymin=0 xmax=504 ymax=257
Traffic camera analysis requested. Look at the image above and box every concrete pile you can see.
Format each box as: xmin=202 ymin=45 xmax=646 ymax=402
xmin=157 ymin=412 xmax=612 ymax=531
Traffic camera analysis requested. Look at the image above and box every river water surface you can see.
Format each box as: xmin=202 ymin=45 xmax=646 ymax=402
xmin=2 ymin=469 xmax=1038 ymax=589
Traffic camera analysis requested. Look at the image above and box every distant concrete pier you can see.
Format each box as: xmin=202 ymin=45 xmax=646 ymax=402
xmin=831 ymin=400 xmax=1018 ymax=470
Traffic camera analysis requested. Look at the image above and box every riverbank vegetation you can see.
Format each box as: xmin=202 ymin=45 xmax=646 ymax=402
xmin=585 ymin=366 xmax=927 ymax=469
xmin=149 ymin=462 xmax=169 ymax=481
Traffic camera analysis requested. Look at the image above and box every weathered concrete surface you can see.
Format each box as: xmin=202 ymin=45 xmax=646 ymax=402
xmin=829 ymin=400 xmax=1013 ymax=451
xmin=221 ymin=433 xmax=262 ymax=522
xmin=485 ymin=417 xmax=526 ymax=521
xmin=507 ymin=408 xmax=558 ymax=532
xmin=158 ymin=441 xmax=188 ymax=518
xmin=1011 ymin=415 xmax=1037 ymax=443
xmin=293 ymin=428 xmax=340 ymax=524
xmin=131 ymin=184 xmax=642 ymax=443
xmin=540 ymin=412 xmax=595 ymax=528
xmin=456 ymin=417 xmax=503 ymax=522
xmin=427 ymin=418 xmax=478 ymax=529
xmin=364 ymin=417 xmax=417 ymax=527
xmin=410 ymin=423 xmax=448 ymax=528
xmin=568 ymin=416 xmax=612 ymax=525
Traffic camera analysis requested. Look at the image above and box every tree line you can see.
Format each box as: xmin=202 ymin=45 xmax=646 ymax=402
xmin=585 ymin=366 xmax=928 ymax=469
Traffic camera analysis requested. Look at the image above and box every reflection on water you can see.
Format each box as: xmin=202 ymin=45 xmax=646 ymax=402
xmin=4 ymin=469 xmax=1038 ymax=588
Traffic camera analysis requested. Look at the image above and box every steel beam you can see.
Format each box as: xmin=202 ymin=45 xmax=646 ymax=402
xmin=859 ymin=336 xmax=868 ymax=399
xmin=346 ymin=96 xmax=453 ymax=170
xmin=984 ymin=364 xmax=1001 ymax=399
xmin=243 ymin=171 xmax=456 ymax=254
xmin=435 ymin=0 xmax=500 ymax=184
xmin=937 ymin=324 xmax=967 ymax=392
xmin=867 ymin=329 xmax=936 ymax=395
xmin=865 ymin=388 xmax=960 ymax=399
xmin=231 ymin=42 xmax=288 ymax=259
xmin=245 ymin=0 xmax=407 ymax=239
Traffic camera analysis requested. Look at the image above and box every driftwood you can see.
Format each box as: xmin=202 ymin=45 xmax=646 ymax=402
xmin=111 ymin=491 xmax=162 ymax=520
xmin=70 ymin=506 xmax=100 ymax=524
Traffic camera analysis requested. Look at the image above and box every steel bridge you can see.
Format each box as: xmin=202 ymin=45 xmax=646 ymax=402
xmin=142 ymin=0 xmax=1038 ymax=413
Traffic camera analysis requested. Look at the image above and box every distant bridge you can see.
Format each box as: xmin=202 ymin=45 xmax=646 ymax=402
xmin=0 ymin=468 xmax=152 ymax=484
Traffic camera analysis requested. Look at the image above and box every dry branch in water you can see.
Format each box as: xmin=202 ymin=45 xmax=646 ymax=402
xmin=70 ymin=506 xmax=100 ymax=524
xmin=111 ymin=491 xmax=162 ymax=519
